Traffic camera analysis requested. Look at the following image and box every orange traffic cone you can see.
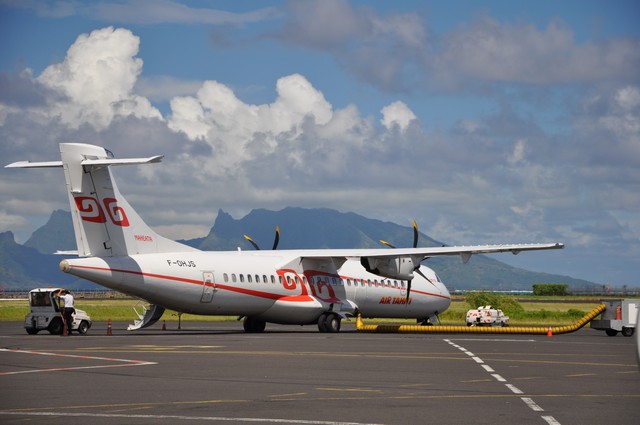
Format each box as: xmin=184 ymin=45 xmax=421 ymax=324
xmin=107 ymin=319 xmax=112 ymax=336
xmin=162 ymin=320 xmax=166 ymax=331
xmin=547 ymin=326 xmax=553 ymax=337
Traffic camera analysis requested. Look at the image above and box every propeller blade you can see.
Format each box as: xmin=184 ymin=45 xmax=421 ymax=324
xmin=243 ymin=234 xmax=260 ymax=250
xmin=379 ymin=239 xmax=396 ymax=248
xmin=406 ymin=279 xmax=412 ymax=303
xmin=272 ymin=226 xmax=280 ymax=250
xmin=412 ymin=219 xmax=418 ymax=248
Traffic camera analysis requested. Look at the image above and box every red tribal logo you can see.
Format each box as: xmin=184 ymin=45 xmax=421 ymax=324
xmin=74 ymin=196 xmax=130 ymax=227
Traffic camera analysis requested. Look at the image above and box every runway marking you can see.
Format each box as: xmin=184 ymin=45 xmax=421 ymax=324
xmin=0 ymin=411 xmax=386 ymax=424
xmin=542 ymin=416 xmax=562 ymax=425
xmin=521 ymin=397 xmax=544 ymax=411
xmin=491 ymin=374 xmax=506 ymax=382
xmin=444 ymin=339 xmax=562 ymax=425
xmin=0 ymin=348 xmax=157 ymax=376
xmin=471 ymin=356 xmax=484 ymax=363
xmin=317 ymin=388 xmax=382 ymax=393
xmin=481 ymin=364 xmax=494 ymax=372
xmin=565 ymin=373 xmax=596 ymax=377
xmin=269 ymin=393 xmax=307 ymax=398
xmin=505 ymin=384 xmax=523 ymax=394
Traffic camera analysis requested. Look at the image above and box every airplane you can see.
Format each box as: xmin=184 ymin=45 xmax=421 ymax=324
xmin=6 ymin=143 xmax=564 ymax=333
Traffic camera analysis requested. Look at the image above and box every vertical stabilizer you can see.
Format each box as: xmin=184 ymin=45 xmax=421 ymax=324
xmin=7 ymin=143 xmax=198 ymax=257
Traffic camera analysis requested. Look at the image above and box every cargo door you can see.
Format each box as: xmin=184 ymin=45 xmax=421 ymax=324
xmin=200 ymin=272 xmax=215 ymax=303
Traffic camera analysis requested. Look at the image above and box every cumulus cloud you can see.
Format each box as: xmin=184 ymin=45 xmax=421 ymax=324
xmin=275 ymin=2 xmax=640 ymax=92
xmin=380 ymin=101 xmax=416 ymax=132
xmin=36 ymin=27 xmax=162 ymax=130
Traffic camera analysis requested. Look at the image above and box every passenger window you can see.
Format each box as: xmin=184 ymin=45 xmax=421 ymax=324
xmin=263 ymin=275 xmax=267 ymax=283
xmin=255 ymin=274 xmax=260 ymax=283
xmin=247 ymin=274 xmax=252 ymax=283
xmin=240 ymin=274 xmax=244 ymax=283
xmin=223 ymin=273 xmax=229 ymax=282
xmin=271 ymin=275 xmax=275 ymax=284
xmin=232 ymin=273 xmax=237 ymax=283
xmin=346 ymin=279 xmax=351 ymax=286
xmin=279 ymin=276 xmax=283 ymax=284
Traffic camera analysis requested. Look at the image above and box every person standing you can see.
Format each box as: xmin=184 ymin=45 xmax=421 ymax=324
xmin=57 ymin=289 xmax=75 ymax=335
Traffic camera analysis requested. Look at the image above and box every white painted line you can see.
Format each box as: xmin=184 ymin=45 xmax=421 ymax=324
xmin=481 ymin=364 xmax=495 ymax=373
xmin=542 ymin=416 xmax=562 ymax=425
xmin=521 ymin=397 xmax=544 ymax=412
xmin=471 ymin=356 xmax=484 ymax=364
xmin=0 ymin=411 xmax=383 ymax=424
xmin=491 ymin=374 xmax=506 ymax=382
xmin=463 ymin=351 xmax=475 ymax=357
xmin=505 ymin=384 xmax=523 ymax=394
xmin=448 ymin=338 xmax=536 ymax=342
xmin=0 ymin=348 xmax=157 ymax=376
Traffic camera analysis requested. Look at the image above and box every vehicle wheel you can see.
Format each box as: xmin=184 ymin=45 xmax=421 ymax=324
xmin=621 ymin=327 xmax=634 ymax=337
xmin=26 ymin=328 xmax=39 ymax=335
xmin=77 ymin=321 xmax=90 ymax=335
xmin=605 ymin=329 xmax=618 ymax=337
xmin=501 ymin=323 xmax=509 ymax=327
xmin=323 ymin=313 xmax=341 ymax=333
xmin=48 ymin=318 xmax=64 ymax=335
xmin=467 ymin=323 xmax=472 ymax=327
xmin=243 ymin=317 xmax=266 ymax=333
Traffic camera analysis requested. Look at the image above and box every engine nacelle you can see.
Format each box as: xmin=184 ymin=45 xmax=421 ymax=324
xmin=361 ymin=256 xmax=416 ymax=280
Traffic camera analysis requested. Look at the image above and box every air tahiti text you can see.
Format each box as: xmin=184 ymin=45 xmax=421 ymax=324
xmin=379 ymin=296 xmax=412 ymax=305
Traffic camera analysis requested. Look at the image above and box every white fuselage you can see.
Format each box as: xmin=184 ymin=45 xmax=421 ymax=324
xmin=61 ymin=249 xmax=451 ymax=325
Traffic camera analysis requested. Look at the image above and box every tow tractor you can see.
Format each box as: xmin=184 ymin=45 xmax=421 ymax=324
xmin=590 ymin=299 xmax=638 ymax=337
xmin=466 ymin=305 xmax=509 ymax=327
xmin=24 ymin=288 xmax=92 ymax=335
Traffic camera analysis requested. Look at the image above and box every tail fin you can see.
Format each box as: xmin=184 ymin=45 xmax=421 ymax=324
xmin=6 ymin=143 xmax=197 ymax=257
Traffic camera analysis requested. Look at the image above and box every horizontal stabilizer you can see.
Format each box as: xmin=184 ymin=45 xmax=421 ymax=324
xmin=5 ymin=160 xmax=63 ymax=168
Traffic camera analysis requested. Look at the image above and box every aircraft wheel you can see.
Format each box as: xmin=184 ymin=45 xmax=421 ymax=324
xmin=322 ymin=313 xmax=341 ymax=333
xmin=77 ymin=321 xmax=90 ymax=335
xmin=48 ymin=318 xmax=64 ymax=335
xmin=317 ymin=314 xmax=327 ymax=332
xmin=243 ymin=317 xmax=266 ymax=333
xmin=622 ymin=327 xmax=634 ymax=337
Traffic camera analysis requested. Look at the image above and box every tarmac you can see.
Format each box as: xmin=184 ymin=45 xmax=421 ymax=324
xmin=0 ymin=320 xmax=638 ymax=425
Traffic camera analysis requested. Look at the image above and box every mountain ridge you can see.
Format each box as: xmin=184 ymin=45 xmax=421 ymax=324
xmin=0 ymin=208 xmax=594 ymax=291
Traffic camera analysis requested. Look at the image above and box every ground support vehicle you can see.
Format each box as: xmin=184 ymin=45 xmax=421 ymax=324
xmin=465 ymin=305 xmax=509 ymax=326
xmin=590 ymin=299 xmax=638 ymax=337
xmin=24 ymin=288 xmax=92 ymax=335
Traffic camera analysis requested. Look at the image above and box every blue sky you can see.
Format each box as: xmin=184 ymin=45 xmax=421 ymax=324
xmin=1 ymin=0 xmax=639 ymax=288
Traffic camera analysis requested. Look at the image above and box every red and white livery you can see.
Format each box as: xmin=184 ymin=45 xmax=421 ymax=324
xmin=6 ymin=143 xmax=564 ymax=332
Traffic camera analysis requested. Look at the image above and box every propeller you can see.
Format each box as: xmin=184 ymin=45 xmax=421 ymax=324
xmin=243 ymin=226 xmax=280 ymax=250
xmin=379 ymin=220 xmax=435 ymax=302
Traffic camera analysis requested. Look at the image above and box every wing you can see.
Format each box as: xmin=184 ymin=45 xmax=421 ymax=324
xmin=278 ymin=243 xmax=563 ymax=281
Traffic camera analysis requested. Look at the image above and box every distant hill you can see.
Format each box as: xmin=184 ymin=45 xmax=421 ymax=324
xmin=0 ymin=231 xmax=84 ymax=290
xmin=1 ymin=207 xmax=595 ymax=291
xmin=24 ymin=209 xmax=76 ymax=254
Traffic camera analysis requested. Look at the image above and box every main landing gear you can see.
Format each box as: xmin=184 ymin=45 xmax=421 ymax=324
xmin=318 ymin=312 xmax=341 ymax=333
xmin=243 ymin=316 xmax=266 ymax=333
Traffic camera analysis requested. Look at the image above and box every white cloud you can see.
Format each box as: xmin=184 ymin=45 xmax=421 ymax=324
xmin=37 ymin=26 xmax=162 ymax=130
xmin=380 ymin=101 xmax=416 ymax=132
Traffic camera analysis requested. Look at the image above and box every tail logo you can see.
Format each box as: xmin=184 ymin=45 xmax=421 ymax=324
xmin=74 ymin=196 xmax=130 ymax=227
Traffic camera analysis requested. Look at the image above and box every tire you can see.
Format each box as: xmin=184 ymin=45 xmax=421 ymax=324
xmin=323 ymin=313 xmax=341 ymax=333
xmin=26 ymin=328 xmax=39 ymax=335
xmin=48 ymin=318 xmax=64 ymax=335
xmin=605 ymin=329 xmax=618 ymax=337
xmin=77 ymin=320 xmax=90 ymax=335
xmin=317 ymin=314 xmax=328 ymax=332
xmin=621 ymin=327 xmax=634 ymax=337
xmin=243 ymin=317 xmax=266 ymax=333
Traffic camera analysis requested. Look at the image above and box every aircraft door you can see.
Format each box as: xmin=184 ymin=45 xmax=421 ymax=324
xmin=200 ymin=272 xmax=215 ymax=303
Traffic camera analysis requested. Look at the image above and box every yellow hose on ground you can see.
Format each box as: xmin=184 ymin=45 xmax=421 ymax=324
xmin=356 ymin=304 xmax=606 ymax=335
